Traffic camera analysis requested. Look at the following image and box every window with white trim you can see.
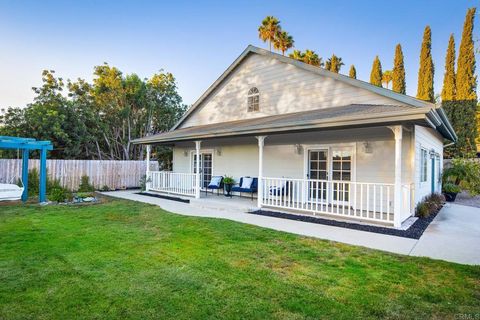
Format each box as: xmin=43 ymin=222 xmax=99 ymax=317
xmin=420 ymin=148 xmax=428 ymax=182
xmin=247 ymin=87 xmax=259 ymax=112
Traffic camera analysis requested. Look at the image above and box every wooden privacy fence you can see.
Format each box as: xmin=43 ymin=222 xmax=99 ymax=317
xmin=0 ymin=159 xmax=158 ymax=191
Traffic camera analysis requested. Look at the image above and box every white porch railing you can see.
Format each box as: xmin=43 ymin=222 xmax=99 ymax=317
xmin=148 ymin=171 xmax=196 ymax=197
xmin=261 ymin=177 xmax=410 ymax=224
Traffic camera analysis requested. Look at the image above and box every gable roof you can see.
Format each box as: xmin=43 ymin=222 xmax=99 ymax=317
xmin=133 ymin=104 xmax=456 ymax=144
xmin=172 ymin=45 xmax=437 ymax=130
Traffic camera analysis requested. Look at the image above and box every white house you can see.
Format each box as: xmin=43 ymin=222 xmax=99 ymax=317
xmin=133 ymin=45 xmax=456 ymax=228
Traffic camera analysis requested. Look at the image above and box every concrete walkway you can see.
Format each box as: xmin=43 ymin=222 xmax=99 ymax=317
xmin=410 ymin=203 xmax=480 ymax=265
xmin=102 ymin=190 xmax=479 ymax=265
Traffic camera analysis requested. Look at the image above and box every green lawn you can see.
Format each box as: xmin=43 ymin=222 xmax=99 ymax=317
xmin=0 ymin=199 xmax=479 ymax=319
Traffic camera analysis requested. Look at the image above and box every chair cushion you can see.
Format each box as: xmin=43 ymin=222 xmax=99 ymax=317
xmin=241 ymin=177 xmax=253 ymax=189
xmin=208 ymin=176 xmax=222 ymax=188
xmin=231 ymin=187 xmax=255 ymax=193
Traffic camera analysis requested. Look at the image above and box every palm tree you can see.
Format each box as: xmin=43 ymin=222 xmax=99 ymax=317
xmin=303 ymin=50 xmax=323 ymax=67
xmin=382 ymin=70 xmax=393 ymax=89
xmin=325 ymin=54 xmax=344 ymax=73
xmin=258 ymin=16 xmax=281 ymax=51
xmin=273 ymin=31 xmax=294 ymax=55
xmin=289 ymin=49 xmax=304 ymax=61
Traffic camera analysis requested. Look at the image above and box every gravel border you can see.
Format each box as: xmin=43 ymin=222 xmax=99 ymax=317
xmin=136 ymin=192 xmax=190 ymax=203
xmin=249 ymin=206 xmax=442 ymax=239
xmin=453 ymin=191 xmax=480 ymax=208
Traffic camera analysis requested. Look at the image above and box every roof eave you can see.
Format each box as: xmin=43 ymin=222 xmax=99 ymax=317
xmin=133 ymin=112 xmax=428 ymax=145
xmin=426 ymin=108 xmax=457 ymax=142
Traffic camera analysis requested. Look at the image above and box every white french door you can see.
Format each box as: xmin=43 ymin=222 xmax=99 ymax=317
xmin=192 ymin=152 xmax=213 ymax=189
xmin=307 ymin=149 xmax=329 ymax=203
xmin=331 ymin=148 xmax=353 ymax=203
xmin=306 ymin=146 xmax=354 ymax=205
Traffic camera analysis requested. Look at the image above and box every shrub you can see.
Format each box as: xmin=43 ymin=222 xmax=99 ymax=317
xmin=47 ymin=177 xmax=62 ymax=190
xmin=78 ymin=175 xmax=95 ymax=192
xmin=416 ymin=193 xmax=445 ymax=218
xmin=75 ymin=192 xmax=95 ymax=198
xmin=223 ymin=176 xmax=235 ymax=185
xmin=416 ymin=202 xmax=430 ymax=218
xmin=49 ymin=187 xmax=68 ymax=203
xmin=425 ymin=193 xmax=445 ymax=205
xmin=47 ymin=178 xmax=72 ymax=203
xmin=443 ymin=182 xmax=461 ymax=193
xmin=139 ymin=175 xmax=150 ymax=191
xmin=28 ymin=168 xmax=40 ymax=197
xmin=443 ymin=158 xmax=480 ymax=196
xmin=101 ymin=185 xmax=110 ymax=192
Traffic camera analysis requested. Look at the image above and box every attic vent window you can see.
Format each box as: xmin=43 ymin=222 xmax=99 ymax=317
xmin=247 ymin=87 xmax=259 ymax=112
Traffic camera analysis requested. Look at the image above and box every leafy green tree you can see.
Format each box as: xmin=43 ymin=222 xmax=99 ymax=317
xmin=67 ymin=78 xmax=101 ymax=159
xmin=0 ymin=66 xmax=186 ymax=161
xmin=349 ymin=65 xmax=356 ymax=79
xmin=25 ymin=70 xmax=77 ymax=158
xmin=417 ymin=26 xmax=435 ymax=102
xmin=456 ymin=8 xmax=477 ymax=100
xmin=370 ymin=56 xmax=383 ymax=87
xmin=325 ymin=54 xmax=344 ymax=73
xmin=382 ymin=70 xmax=393 ymax=89
xmin=0 ymin=107 xmax=27 ymax=158
xmin=273 ymin=31 xmax=294 ymax=55
xmin=258 ymin=16 xmax=281 ymax=51
xmin=392 ymin=44 xmax=406 ymax=94
xmin=441 ymin=34 xmax=456 ymax=101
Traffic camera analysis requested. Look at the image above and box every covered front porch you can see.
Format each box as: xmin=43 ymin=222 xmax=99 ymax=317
xmin=142 ymin=125 xmax=414 ymax=228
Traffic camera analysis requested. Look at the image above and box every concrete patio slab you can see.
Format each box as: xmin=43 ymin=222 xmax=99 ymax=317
xmin=410 ymin=203 xmax=480 ymax=265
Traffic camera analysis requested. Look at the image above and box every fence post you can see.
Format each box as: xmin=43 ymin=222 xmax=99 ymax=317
xmin=145 ymin=145 xmax=151 ymax=192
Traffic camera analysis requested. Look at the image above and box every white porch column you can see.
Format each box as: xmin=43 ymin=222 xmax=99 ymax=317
xmin=389 ymin=126 xmax=403 ymax=228
xmin=145 ymin=144 xmax=151 ymax=192
xmin=195 ymin=140 xmax=201 ymax=199
xmin=256 ymin=136 xmax=266 ymax=208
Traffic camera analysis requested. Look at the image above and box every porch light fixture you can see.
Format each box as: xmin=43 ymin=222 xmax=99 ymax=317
xmin=363 ymin=142 xmax=373 ymax=154
xmin=183 ymin=150 xmax=188 ymax=157
xmin=294 ymin=144 xmax=303 ymax=155
xmin=216 ymin=147 xmax=222 ymax=156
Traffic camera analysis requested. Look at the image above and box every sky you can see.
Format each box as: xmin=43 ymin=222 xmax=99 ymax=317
xmin=0 ymin=0 xmax=478 ymax=109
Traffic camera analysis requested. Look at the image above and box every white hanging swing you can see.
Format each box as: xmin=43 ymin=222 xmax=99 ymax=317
xmin=0 ymin=149 xmax=25 ymax=201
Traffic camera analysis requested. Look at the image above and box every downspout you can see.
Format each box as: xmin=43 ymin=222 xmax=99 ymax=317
xmin=431 ymin=157 xmax=435 ymax=193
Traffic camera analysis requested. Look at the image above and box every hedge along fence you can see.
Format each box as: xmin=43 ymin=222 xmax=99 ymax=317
xmin=0 ymin=159 xmax=159 ymax=191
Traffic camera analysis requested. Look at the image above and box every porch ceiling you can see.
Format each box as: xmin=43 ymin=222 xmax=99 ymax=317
xmin=132 ymin=104 xmax=455 ymax=145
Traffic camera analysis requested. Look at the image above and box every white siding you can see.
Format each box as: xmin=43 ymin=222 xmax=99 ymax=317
xmin=414 ymin=125 xmax=443 ymax=205
xmin=180 ymin=54 xmax=408 ymax=128
xmin=171 ymin=127 xmax=414 ymax=188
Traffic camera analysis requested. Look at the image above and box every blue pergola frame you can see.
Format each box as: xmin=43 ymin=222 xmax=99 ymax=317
xmin=0 ymin=136 xmax=53 ymax=203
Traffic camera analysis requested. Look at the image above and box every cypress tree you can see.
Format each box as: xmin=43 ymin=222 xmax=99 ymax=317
xmin=370 ymin=56 xmax=382 ymax=87
xmin=349 ymin=65 xmax=357 ymax=79
xmin=417 ymin=26 xmax=435 ymax=102
xmin=456 ymin=7 xmax=477 ymax=100
xmin=392 ymin=44 xmax=406 ymax=94
xmin=441 ymin=34 xmax=456 ymax=101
